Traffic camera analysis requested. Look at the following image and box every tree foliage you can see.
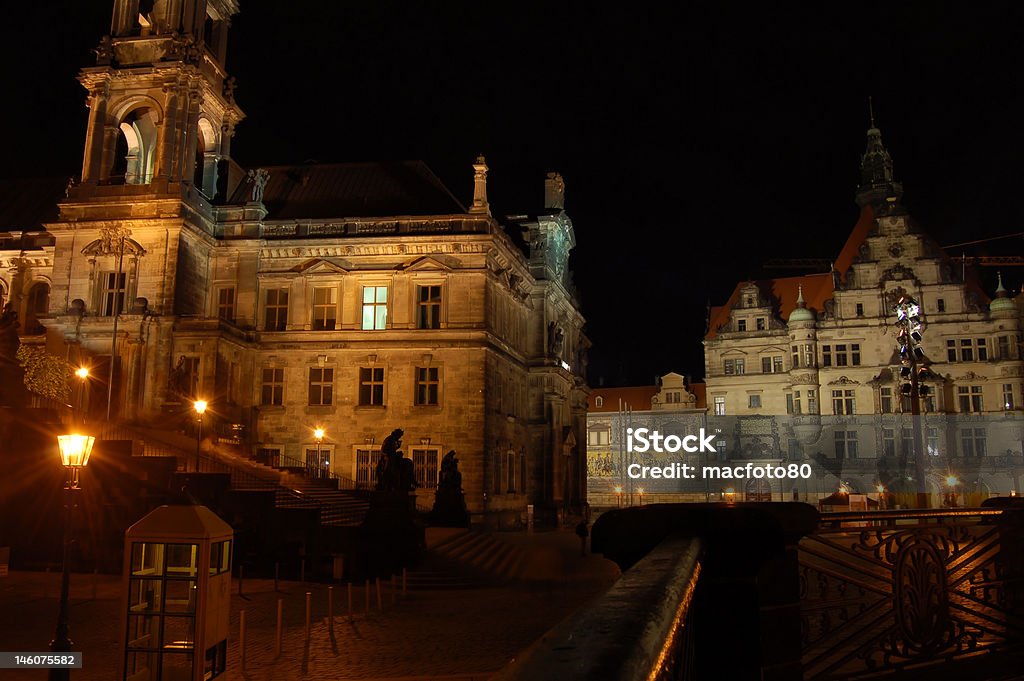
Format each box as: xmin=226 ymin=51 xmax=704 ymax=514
xmin=16 ymin=345 xmax=71 ymax=403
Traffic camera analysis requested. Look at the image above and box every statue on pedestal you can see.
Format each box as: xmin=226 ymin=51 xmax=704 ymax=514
xmin=430 ymin=450 xmax=469 ymax=527
xmin=375 ymin=428 xmax=417 ymax=492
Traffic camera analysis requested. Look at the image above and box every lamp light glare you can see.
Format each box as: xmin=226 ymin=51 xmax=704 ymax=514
xmin=58 ymin=434 xmax=95 ymax=468
xmin=193 ymin=400 xmax=208 ymax=415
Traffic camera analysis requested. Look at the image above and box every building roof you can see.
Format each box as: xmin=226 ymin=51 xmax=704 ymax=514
xmin=127 ymin=504 xmax=233 ymax=540
xmin=588 ymin=385 xmax=659 ymax=412
xmin=706 ymin=272 xmax=834 ymax=339
xmin=228 ymin=161 xmax=467 ymax=219
xmin=0 ymin=177 xmax=67 ymax=231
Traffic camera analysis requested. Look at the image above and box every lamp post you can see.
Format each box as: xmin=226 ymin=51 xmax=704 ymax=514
xmin=313 ymin=427 xmax=325 ymax=480
xmin=637 ymin=487 xmax=645 ymax=506
xmin=74 ymin=367 xmax=88 ymax=424
xmin=51 ymin=434 xmax=94 ymax=681
xmin=894 ymin=295 xmax=929 ymax=509
xmin=876 ymin=483 xmax=887 ymax=510
xmin=945 ymin=474 xmax=959 ymax=508
xmin=193 ymin=400 xmax=207 ymax=472
xmin=614 ymin=485 xmax=622 ymax=508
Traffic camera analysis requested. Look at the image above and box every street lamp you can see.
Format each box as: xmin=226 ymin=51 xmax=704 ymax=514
xmin=723 ymin=487 xmax=737 ymax=504
xmin=614 ymin=485 xmax=623 ymax=508
xmin=945 ymin=474 xmax=960 ymax=508
xmin=74 ymin=368 xmax=89 ymax=424
xmin=876 ymin=483 xmax=887 ymax=510
xmin=313 ymin=427 xmax=325 ymax=480
xmin=193 ymin=400 xmax=207 ymax=472
xmin=637 ymin=487 xmax=645 ymax=506
xmin=51 ymin=434 xmax=94 ymax=680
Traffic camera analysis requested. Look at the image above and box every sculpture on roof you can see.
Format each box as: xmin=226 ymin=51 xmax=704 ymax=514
xmin=247 ymin=168 xmax=270 ymax=203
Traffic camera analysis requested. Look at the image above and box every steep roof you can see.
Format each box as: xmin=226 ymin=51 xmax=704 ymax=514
xmin=0 ymin=177 xmax=67 ymax=231
xmin=228 ymin=161 xmax=467 ymax=219
xmin=588 ymin=385 xmax=659 ymax=412
xmin=706 ymin=273 xmax=834 ymax=339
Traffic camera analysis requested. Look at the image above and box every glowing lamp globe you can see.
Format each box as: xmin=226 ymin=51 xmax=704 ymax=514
xmin=193 ymin=400 xmax=208 ymax=415
xmin=58 ymin=434 xmax=95 ymax=468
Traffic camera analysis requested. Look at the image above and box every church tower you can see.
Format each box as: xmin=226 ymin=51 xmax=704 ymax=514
xmin=46 ymin=0 xmax=244 ymax=420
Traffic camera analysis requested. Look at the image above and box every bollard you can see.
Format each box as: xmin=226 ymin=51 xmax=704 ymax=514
xmin=328 ymin=586 xmax=334 ymax=634
xmin=305 ymin=591 xmax=311 ymax=640
xmin=364 ymin=579 xmax=370 ymax=613
xmin=238 ymin=565 xmax=244 ymax=596
xmin=348 ymin=582 xmax=353 ymax=618
xmin=402 ymin=567 xmax=407 ymax=595
xmin=240 ymin=609 xmax=246 ymax=669
xmin=391 ymin=575 xmax=396 ymax=605
xmin=376 ymin=577 xmax=383 ymax=611
xmin=274 ymin=562 xmax=280 ymax=592
xmin=275 ymin=598 xmax=283 ymax=657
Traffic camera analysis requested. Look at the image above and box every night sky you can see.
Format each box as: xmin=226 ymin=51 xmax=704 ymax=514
xmin=4 ymin=2 xmax=1023 ymax=385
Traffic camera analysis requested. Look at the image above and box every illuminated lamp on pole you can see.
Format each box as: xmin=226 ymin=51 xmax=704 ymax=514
xmin=51 ymin=434 xmax=95 ymax=680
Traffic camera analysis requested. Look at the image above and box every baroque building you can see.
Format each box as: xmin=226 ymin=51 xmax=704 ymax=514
xmin=703 ymin=123 xmax=1024 ymax=503
xmin=2 ymin=0 xmax=589 ymax=522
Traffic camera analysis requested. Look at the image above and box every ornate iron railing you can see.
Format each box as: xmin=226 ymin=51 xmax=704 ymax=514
xmin=800 ymin=507 xmax=1024 ymax=679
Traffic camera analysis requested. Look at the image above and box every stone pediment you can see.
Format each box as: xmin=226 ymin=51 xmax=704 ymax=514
xmin=291 ymin=258 xmax=351 ymax=274
xmin=955 ymin=371 xmax=988 ymax=381
xmin=827 ymin=375 xmax=860 ymax=385
xmin=399 ymin=255 xmax=457 ymax=272
xmin=81 ymin=237 xmax=146 ymax=257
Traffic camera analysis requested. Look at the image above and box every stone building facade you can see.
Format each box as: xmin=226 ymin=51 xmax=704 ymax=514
xmin=2 ymin=0 xmax=589 ymax=521
xmin=586 ymin=373 xmax=708 ymax=506
xmin=703 ymin=124 xmax=1024 ymax=503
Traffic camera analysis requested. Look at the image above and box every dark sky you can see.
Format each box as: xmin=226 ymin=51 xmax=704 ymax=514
xmin=4 ymin=2 xmax=1023 ymax=386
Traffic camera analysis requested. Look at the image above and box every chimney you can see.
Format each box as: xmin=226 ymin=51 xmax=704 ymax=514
xmin=469 ymin=155 xmax=490 ymax=216
xmin=544 ymin=172 xmax=565 ymax=211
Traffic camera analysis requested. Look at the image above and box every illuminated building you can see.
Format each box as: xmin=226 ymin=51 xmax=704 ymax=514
xmin=703 ymin=123 xmax=1024 ymax=502
xmin=1 ymin=0 xmax=589 ymax=523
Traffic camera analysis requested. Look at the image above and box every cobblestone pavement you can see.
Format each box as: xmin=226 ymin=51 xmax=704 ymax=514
xmin=0 ymin=533 xmax=619 ymax=680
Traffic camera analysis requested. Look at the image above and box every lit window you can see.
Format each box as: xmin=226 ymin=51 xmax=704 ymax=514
xmin=217 ymin=287 xmax=235 ymax=323
xmin=714 ymin=396 xmax=726 ymax=416
xmin=264 ymin=288 xmax=289 ymax=331
xmin=417 ymin=285 xmax=442 ymax=329
xmin=311 ymin=287 xmax=337 ymax=330
xmin=595 ymin=396 xmax=604 ymax=408
xmin=1004 ymin=383 xmax=1015 ymax=410
xmin=362 ymin=286 xmax=388 ymax=330
xmin=415 ymin=367 xmax=439 ymax=406
xmin=260 ymin=367 xmax=284 ymax=406
xmin=308 ymin=367 xmax=333 ymax=406
xmin=807 ymin=389 xmax=817 ymax=414
xmin=358 ymin=367 xmax=385 ymax=405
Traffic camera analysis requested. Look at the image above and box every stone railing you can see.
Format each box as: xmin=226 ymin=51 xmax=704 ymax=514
xmin=492 ymin=535 xmax=702 ymax=681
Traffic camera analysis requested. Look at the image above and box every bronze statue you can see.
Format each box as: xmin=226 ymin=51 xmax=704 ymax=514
xmin=430 ymin=449 xmax=469 ymax=527
xmin=438 ymin=450 xmax=462 ymax=493
xmin=375 ymin=428 xmax=417 ymax=492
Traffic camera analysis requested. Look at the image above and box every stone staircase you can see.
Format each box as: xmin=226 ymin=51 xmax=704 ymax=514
xmin=99 ymin=423 xmax=371 ymax=527
xmin=413 ymin=528 xmax=529 ymax=585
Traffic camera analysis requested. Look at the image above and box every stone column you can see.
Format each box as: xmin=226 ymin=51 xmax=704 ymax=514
xmin=81 ymin=89 xmax=109 ymax=183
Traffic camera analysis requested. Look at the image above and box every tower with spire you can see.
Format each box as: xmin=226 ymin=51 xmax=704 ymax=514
xmin=855 ymin=101 xmax=904 ymax=209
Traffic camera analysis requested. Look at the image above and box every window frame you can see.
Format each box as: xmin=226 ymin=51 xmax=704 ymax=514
xmin=361 ymin=285 xmax=389 ymax=330
xmin=416 ymin=284 xmax=443 ymax=330
xmin=358 ymin=366 xmax=386 ymax=406
xmin=260 ymin=367 xmax=284 ymax=406
xmin=307 ymin=366 xmax=334 ymax=406
xmin=414 ymin=366 xmax=440 ymax=406
xmin=263 ymin=287 xmax=289 ymax=331
xmin=311 ymin=285 xmax=338 ymax=331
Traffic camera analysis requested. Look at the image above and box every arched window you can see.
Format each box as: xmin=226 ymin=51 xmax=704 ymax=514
xmin=193 ymin=118 xmax=220 ymax=198
xmin=112 ymin=108 xmax=159 ymax=185
xmin=25 ymin=281 xmax=50 ymax=334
